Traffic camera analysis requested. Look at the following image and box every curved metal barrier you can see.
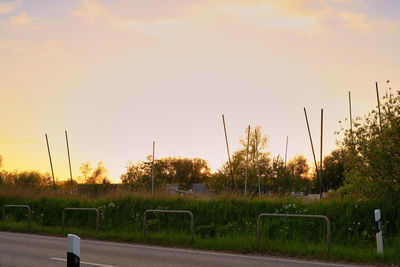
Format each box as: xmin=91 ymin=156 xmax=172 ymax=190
xmin=257 ymin=213 xmax=331 ymax=253
xmin=62 ymin=208 xmax=99 ymax=233
xmin=2 ymin=205 xmax=31 ymax=224
xmin=143 ymin=209 xmax=194 ymax=242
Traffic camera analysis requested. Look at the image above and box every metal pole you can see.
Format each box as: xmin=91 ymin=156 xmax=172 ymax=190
xmin=348 ymin=91 xmax=353 ymax=136
xmin=375 ymin=82 xmax=394 ymax=181
xmin=303 ymin=108 xmax=321 ymax=197
xmin=65 ymin=130 xmax=73 ymax=192
xmin=152 ymin=141 xmax=155 ymax=196
xmin=376 ymin=82 xmax=383 ymax=133
xmin=284 ymin=136 xmax=288 ymax=173
xmin=222 ymin=114 xmax=234 ymax=190
xmin=320 ymin=108 xmax=324 ymax=200
xmin=45 ymin=133 xmax=56 ymax=188
xmin=255 ymin=129 xmax=261 ymax=199
xmin=244 ymin=125 xmax=250 ymax=197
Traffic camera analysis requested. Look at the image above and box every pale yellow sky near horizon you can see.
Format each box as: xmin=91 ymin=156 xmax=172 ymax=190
xmin=1 ymin=0 xmax=400 ymax=182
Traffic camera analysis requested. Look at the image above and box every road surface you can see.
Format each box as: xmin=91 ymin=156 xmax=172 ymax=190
xmin=0 ymin=231 xmax=367 ymax=267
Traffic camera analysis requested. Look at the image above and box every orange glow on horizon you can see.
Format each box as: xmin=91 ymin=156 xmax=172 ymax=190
xmin=0 ymin=0 xmax=399 ymax=183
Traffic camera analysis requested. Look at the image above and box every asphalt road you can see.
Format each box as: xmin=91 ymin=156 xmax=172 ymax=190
xmin=0 ymin=231 xmax=367 ymax=267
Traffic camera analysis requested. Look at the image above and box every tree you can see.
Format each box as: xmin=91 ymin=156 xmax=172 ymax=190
xmin=0 ymin=155 xmax=3 ymax=169
xmin=268 ymin=156 xmax=287 ymax=194
xmin=287 ymin=154 xmax=311 ymax=193
xmin=120 ymin=160 xmax=150 ymax=190
xmin=211 ymin=126 xmax=272 ymax=195
xmin=79 ymin=161 xmax=110 ymax=184
xmin=287 ymin=154 xmax=309 ymax=178
xmin=338 ymin=85 xmax=400 ymax=200
xmin=321 ymin=149 xmax=344 ymax=191
xmin=0 ymin=170 xmax=52 ymax=188
xmin=120 ymin=157 xmax=210 ymax=191
xmin=79 ymin=162 xmax=92 ymax=183
xmin=215 ymin=124 xmax=313 ymax=195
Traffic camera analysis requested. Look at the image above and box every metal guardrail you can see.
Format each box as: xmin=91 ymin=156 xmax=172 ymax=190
xmin=2 ymin=205 xmax=31 ymax=224
xmin=143 ymin=209 xmax=194 ymax=242
xmin=62 ymin=208 xmax=99 ymax=233
xmin=257 ymin=213 xmax=331 ymax=253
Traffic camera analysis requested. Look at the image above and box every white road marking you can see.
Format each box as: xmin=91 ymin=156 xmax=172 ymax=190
xmin=50 ymin=257 xmax=119 ymax=267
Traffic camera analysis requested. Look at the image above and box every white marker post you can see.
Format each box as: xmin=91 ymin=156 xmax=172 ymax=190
xmin=374 ymin=209 xmax=383 ymax=255
xmin=67 ymin=234 xmax=80 ymax=266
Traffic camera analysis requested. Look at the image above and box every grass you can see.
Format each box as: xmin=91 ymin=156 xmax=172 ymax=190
xmin=1 ymin=220 xmax=399 ymax=266
xmin=1 ymin=191 xmax=400 ymax=266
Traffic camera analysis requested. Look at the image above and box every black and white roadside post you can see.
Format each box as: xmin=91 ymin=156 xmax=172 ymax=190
xmin=67 ymin=234 xmax=80 ymax=267
xmin=375 ymin=209 xmax=383 ymax=255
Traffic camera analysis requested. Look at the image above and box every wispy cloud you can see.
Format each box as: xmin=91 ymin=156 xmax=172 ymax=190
xmin=338 ymin=11 xmax=375 ymax=33
xmin=0 ymin=0 xmax=21 ymax=14
xmin=71 ymin=0 xmax=113 ymax=27
xmin=71 ymin=0 xmax=185 ymax=40
xmin=9 ymin=11 xmax=37 ymax=26
xmin=71 ymin=0 xmax=400 ymax=40
xmin=218 ymin=1 xmax=320 ymax=31
xmin=215 ymin=0 xmax=399 ymax=35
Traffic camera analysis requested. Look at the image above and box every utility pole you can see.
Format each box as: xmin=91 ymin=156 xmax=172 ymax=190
xmin=152 ymin=141 xmax=155 ymax=196
xmin=45 ymin=134 xmax=56 ymax=188
xmin=284 ymin=136 xmax=288 ymax=173
xmin=65 ymin=130 xmax=74 ymax=192
xmin=376 ymin=82 xmax=383 ymax=133
xmin=222 ymin=114 xmax=234 ymax=191
xmin=303 ymin=108 xmax=322 ymax=199
xmin=320 ymin=108 xmax=324 ymax=200
xmin=255 ymin=129 xmax=261 ymax=199
xmin=244 ymin=125 xmax=250 ymax=197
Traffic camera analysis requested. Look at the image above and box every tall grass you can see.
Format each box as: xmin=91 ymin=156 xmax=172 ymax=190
xmin=1 ymin=191 xmax=400 ymax=265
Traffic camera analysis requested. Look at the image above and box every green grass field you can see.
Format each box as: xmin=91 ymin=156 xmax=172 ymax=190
xmin=1 ymin=194 xmax=399 ymax=266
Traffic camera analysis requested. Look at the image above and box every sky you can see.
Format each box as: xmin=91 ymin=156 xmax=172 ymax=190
xmin=1 ymin=0 xmax=399 ymax=183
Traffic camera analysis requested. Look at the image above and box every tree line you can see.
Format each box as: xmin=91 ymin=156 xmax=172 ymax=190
xmin=1 ymin=86 xmax=399 ymax=200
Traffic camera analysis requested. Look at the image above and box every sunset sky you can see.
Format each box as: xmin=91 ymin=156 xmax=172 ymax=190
xmin=1 ymin=0 xmax=399 ymax=182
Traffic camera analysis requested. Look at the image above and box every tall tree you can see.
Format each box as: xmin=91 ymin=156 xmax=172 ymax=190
xmin=120 ymin=157 xmax=210 ymax=190
xmin=321 ymin=149 xmax=344 ymax=191
xmin=79 ymin=162 xmax=92 ymax=183
xmin=212 ymin=126 xmax=272 ymax=195
xmin=79 ymin=161 xmax=110 ymax=184
xmin=287 ymin=154 xmax=311 ymax=193
xmin=338 ymin=86 xmax=400 ymax=200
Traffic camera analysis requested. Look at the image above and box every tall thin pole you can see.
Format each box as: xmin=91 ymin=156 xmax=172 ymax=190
xmin=284 ymin=136 xmax=288 ymax=173
xmin=303 ymin=108 xmax=322 ymax=198
xmin=222 ymin=114 xmax=234 ymax=190
xmin=255 ymin=129 xmax=261 ymax=199
xmin=375 ymin=82 xmax=393 ymax=181
xmin=376 ymin=82 xmax=383 ymax=133
xmin=45 ymin=134 xmax=56 ymax=188
xmin=244 ymin=125 xmax=250 ymax=197
xmin=65 ymin=130 xmax=73 ymax=192
xmin=348 ymin=91 xmax=353 ymax=136
xmin=152 ymin=141 xmax=155 ymax=196
xmin=320 ymin=109 xmax=324 ymax=200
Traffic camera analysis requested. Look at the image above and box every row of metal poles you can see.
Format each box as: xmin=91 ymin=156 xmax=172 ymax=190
xmin=44 ymin=82 xmax=385 ymax=197
xmin=45 ymin=130 xmax=73 ymax=191
xmin=221 ymin=81 xmax=385 ymax=199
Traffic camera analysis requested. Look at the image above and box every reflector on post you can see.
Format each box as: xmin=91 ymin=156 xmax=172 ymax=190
xmin=374 ymin=209 xmax=383 ymax=255
xmin=67 ymin=234 xmax=80 ymax=267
